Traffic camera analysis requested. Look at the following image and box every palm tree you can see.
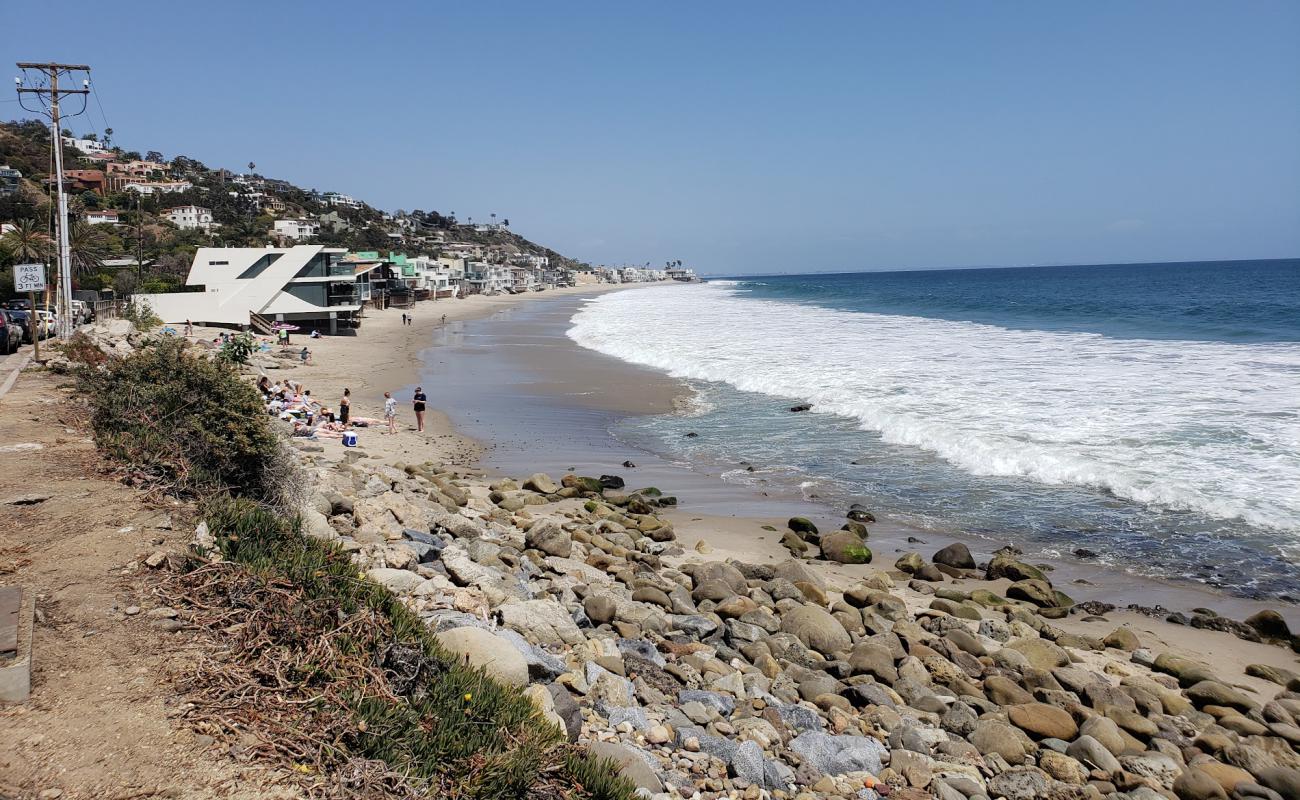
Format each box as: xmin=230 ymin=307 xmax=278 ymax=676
xmin=0 ymin=218 xmax=53 ymax=263
xmin=67 ymin=220 xmax=112 ymax=276
xmin=103 ymin=127 xmax=114 ymax=147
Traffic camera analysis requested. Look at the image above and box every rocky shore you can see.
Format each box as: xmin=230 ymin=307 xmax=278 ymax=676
xmin=275 ymin=440 xmax=1300 ymax=800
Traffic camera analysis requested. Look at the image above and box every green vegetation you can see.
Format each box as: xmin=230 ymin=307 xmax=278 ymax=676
xmin=216 ymin=330 xmax=256 ymax=365
xmin=79 ymin=337 xmax=294 ymax=505
xmin=78 ymin=337 xmax=632 ymax=799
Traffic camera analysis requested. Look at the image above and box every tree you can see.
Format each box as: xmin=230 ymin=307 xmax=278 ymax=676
xmin=248 ymin=161 xmax=256 ymax=173
xmin=103 ymin=127 xmax=114 ymax=146
xmin=0 ymin=218 xmax=53 ymax=263
xmin=68 ymin=220 xmax=113 ymax=276
xmin=146 ymin=150 xmax=165 ymax=164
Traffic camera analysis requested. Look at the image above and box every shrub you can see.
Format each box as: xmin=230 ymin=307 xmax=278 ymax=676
xmin=123 ymin=298 xmax=161 ymax=329
xmin=199 ymin=496 xmax=634 ymax=799
xmin=217 ymin=331 xmax=256 ymax=365
xmin=80 ymin=336 xmax=297 ymax=506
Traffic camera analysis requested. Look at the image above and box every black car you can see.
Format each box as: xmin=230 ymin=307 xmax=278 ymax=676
xmin=0 ymin=311 xmax=23 ymax=354
xmin=5 ymin=310 xmax=36 ymax=344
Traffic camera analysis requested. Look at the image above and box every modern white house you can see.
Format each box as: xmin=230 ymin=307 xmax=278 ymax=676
xmin=132 ymin=245 xmax=363 ymax=334
xmin=272 ymin=218 xmax=321 ymax=241
xmin=162 ymin=205 xmax=214 ymax=231
xmin=406 ymin=256 xmax=460 ymax=298
xmin=321 ymin=191 xmax=362 ymax=209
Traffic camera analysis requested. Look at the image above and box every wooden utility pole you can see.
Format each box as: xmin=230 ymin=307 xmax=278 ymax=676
xmin=16 ymin=62 xmax=91 ymax=340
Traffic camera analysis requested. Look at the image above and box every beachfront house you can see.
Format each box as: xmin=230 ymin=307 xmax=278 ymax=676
xmin=465 ymin=262 xmax=512 ymax=295
xmin=132 ymin=245 xmax=363 ymax=334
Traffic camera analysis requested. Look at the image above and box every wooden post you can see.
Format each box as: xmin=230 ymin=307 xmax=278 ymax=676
xmin=28 ymin=292 xmax=39 ymax=362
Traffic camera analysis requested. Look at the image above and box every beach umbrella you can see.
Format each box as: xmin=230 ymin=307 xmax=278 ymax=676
xmin=271 ymin=323 xmax=301 ymax=331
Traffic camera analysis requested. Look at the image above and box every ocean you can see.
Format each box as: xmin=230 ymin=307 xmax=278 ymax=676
xmin=567 ymin=259 xmax=1300 ymax=601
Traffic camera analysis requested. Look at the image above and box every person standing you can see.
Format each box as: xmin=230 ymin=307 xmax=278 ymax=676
xmin=339 ymin=388 xmax=351 ymax=425
xmin=413 ymin=386 xmax=427 ymax=432
xmin=184 ymin=319 xmax=193 ymax=337
xmin=383 ymin=391 xmax=397 ymax=435
xmin=401 ymin=312 xmax=408 ymax=326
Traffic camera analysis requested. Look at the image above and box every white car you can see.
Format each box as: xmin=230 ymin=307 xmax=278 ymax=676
xmin=34 ymin=310 xmax=56 ymax=338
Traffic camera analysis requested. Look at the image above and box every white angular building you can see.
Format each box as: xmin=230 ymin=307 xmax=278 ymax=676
xmin=132 ymin=245 xmax=362 ymax=334
xmin=162 ymin=205 xmax=214 ymax=231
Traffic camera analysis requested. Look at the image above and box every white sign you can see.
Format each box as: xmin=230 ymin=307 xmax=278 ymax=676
xmin=14 ymin=263 xmax=46 ymax=293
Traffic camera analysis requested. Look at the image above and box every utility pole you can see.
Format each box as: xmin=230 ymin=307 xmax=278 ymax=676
xmin=16 ymin=62 xmax=91 ymax=340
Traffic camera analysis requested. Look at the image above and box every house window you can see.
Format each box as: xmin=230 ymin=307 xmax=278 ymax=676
xmin=236 ymin=253 xmax=282 ymax=279
xmin=209 ymin=260 xmax=229 ymax=266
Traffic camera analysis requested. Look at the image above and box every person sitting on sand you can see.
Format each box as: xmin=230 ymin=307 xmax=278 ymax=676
xmin=383 ymin=391 xmax=397 ymax=435
xmin=256 ymin=375 xmax=270 ymax=396
xmin=300 ymin=346 xmax=311 ymax=365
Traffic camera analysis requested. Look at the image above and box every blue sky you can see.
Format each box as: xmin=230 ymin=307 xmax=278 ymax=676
xmin=4 ymin=1 xmax=1298 ymax=274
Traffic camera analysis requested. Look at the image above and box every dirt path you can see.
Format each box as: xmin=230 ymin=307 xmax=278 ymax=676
xmin=0 ymin=366 xmax=296 ymax=800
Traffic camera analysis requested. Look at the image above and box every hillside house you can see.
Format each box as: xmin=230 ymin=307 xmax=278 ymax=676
xmin=162 ymin=205 xmax=215 ymax=231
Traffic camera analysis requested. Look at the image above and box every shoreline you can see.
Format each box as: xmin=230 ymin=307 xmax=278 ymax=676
xmin=280 ymin=286 xmax=1299 ymax=630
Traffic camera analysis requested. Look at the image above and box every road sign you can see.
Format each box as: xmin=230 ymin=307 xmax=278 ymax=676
xmin=13 ymin=264 xmax=46 ymax=294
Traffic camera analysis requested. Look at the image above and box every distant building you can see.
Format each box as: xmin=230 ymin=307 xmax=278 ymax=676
xmin=132 ymin=245 xmax=362 ymax=334
xmin=62 ymin=136 xmax=107 ymax=156
xmin=321 ymin=191 xmax=362 ymax=209
xmin=125 ymin=180 xmax=192 ymax=195
xmin=57 ymin=169 xmax=109 ymax=195
xmin=0 ymin=165 xmax=21 ymax=195
xmin=108 ymin=160 xmax=169 ymax=178
xmin=85 ymin=209 xmax=122 ymax=226
xmin=272 ymin=218 xmax=320 ymax=241
xmin=162 ymin=205 xmax=214 ymax=231
xmin=465 ymin=262 xmax=512 ymax=295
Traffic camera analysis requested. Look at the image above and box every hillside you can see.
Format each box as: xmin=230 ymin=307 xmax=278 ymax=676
xmin=0 ymin=119 xmax=588 ymax=300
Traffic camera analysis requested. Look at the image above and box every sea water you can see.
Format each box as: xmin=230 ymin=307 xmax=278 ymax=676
xmin=568 ymin=260 xmax=1300 ymax=600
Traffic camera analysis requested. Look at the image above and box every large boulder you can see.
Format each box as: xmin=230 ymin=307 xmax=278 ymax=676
xmin=524 ymin=518 xmax=572 ymax=557
xmin=933 ymin=542 xmax=976 ymax=570
xmin=365 ymin=567 xmax=424 ymax=594
xmin=781 ymin=604 xmax=852 ymax=656
xmin=788 ymin=732 xmax=887 ymax=776
xmin=969 ymin=719 xmax=1031 ymax=764
xmin=818 ymin=530 xmax=872 ymax=564
xmin=522 ymin=472 xmax=558 ymax=494
xmin=586 ymin=741 xmax=663 ymax=793
xmin=1006 ymin=579 xmax=1060 ymax=608
xmin=435 ymin=627 xmax=529 ymax=687
xmin=1007 ymin=702 xmax=1078 ymax=740
xmin=498 ymin=599 xmax=584 ymax=646
xmin=985 ymin=551 xmax=1047 ymax=582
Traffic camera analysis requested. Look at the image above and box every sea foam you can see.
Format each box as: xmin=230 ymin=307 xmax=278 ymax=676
xmin=569 ymin=283 xmax=1300 ymax=535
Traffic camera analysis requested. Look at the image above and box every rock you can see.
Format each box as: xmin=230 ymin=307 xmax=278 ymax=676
xmin=586 ymin=741 xmax=662 ymax=793
xmin=435 ymin=627 xmax=529 ymax=687
xmin=498 ymin=600 xmax=584 ymax=646
xmin=1005 ymin=637 xmax=1070 ymax=670
xmin=524 ymin=518 xmax=571 ymax=557
xmin=789 ymin=403 xmax=812 ymax=412
xmin=984 ymin=675 xmax=1034 ymax=705
xmin=1006 ymin=579 xmax=1060 ymax=608
xmin=1066 ymin=734 xmax=1122 ymax=773
xmin=985 ymin=551 xmax=1047 ymax=582
xmin=1007 ymin=702 xmax=1079 ymax=740
xmin=895 ymin=552 xmax=925 ymax=574
xmin=849 ymin=642 xmax=898 ymax=684
xmin=1245 ymin=610 xmax=1292 ymax=640
xmin=986 ymin=767 xmax=1052 ymax=800
xmin=547 ymin=684 xmax=582 ymax=742
xmin=1186 ymin=680 xmax=1257 ymax=712
xmin=583 ymin=594 xmax=617 ymax=625
xmin=1078 ymin=716 xmax=1126 ymax=755
xmin=969 ymin=719 xmax=1030 ymax=764
xmin=781 ymin=604 xmax=852 ymax=656
xmin=1174 ymin=767 xmax=1229 ymax=800
xmin=646 ymin=724 xmax=671 ymax=744
xmin=1039 ymin=750 xmax=1089 ymax=784
xmin=1103 ymin=627 xmax=1141 ymax=651
xmin=730 ymin=740 xmax=783 ymax=790
xmin=365 ymin=567 xmax=424 ymax=594
xmin=1152 ymin=653 xmax=1217 ymax=687
xmin=788 ymin=517 xmax=819 ymax=537
xmin=788 ymin=731 xmax=887 ymax=776
xmin=522 ymin=472 xmax=558 ymax=494
xmin=933 ymin=542 xmax=976 ymax=570
xmin=818 ymin=530 xmax=872 ymax=564
xmin=1256 ymin=767 xmax=1300 ymax=800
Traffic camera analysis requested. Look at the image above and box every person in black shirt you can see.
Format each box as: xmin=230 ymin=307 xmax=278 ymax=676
xmin=413 ymin=386 xmax=427 ymax=432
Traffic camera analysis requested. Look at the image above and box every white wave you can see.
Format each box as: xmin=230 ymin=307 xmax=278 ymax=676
xmin=569 ymin=284 xmax=1300 ymax=532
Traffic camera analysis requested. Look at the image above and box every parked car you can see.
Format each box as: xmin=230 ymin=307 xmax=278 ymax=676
xmin=70 ymin=299 xmax=90 ymax=325
xmin=0 ymin=311 xmax=23 ymax=354
xmin=34 ymin=310 xmax=56 ymax=339
xmin=5 ymin=310 xmax=36 ymax=344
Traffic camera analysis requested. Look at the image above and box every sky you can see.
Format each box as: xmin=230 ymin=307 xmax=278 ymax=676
xmin=3 ymin=1 xmax=1298 ymax=274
